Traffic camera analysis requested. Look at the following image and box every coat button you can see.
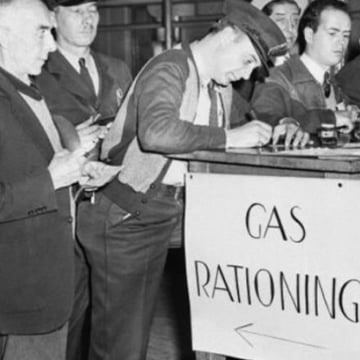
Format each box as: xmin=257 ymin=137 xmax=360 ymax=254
xmin=135 ymin=210 xmax=141 ymax=216
xmin=141 ymin=198 xmax=148 ymax=204
xmin=150 ymin=183 xmax=156 ymax=189
xmin=67 ymin=216 xmax=73 ymax=224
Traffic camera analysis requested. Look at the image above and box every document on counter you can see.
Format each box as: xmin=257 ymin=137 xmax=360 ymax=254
xmin=227 ymin=143 xmax=360 ymax=159
xmin=270 ymin=143 xmax=360 ymax=158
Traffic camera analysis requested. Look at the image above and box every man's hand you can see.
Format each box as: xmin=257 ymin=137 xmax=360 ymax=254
xmin=48 ymin=149 xmax=86 ymax=190
xmin=225 ymin=120 xmax=272 ymax=148
xmin=273 ymin=122 xmax=310 ymax=148
xmin=335 ymin=110 xmax=355 ymax=133
xmin=79 ymin=162 xmax=123 ymax=190
xmin=76 ymin=117 xmax=103 ymax=152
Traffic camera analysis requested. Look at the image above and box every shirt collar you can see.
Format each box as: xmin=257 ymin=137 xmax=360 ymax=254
xmin=0 ymin=67 xmax=42 ymax=101
xmin=58 ymin=45 xmax=92 ymax=73
xmin=300 ymin=53 xmax=329 ymax=84
xmin=190 ymin=41 xmax=212 ymax=88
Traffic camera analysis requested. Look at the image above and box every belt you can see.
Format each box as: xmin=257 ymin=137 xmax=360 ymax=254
xmin=158 ymin=184 xmax=185 ymax=200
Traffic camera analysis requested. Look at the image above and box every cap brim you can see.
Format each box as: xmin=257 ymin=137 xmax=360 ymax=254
xmin=49 ymin=0 xmax=97 ymax=8
xmin=246 ymin=34 xmax=270 ymax=76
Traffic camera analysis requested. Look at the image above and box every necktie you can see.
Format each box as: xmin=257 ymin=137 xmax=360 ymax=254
xmin=79 ymin=57 xmax=97 ymax=103
xmin=208 ymin=82 xmax=219 ymax=126
xmin=323 ymin=71 xmax=331 ymax=98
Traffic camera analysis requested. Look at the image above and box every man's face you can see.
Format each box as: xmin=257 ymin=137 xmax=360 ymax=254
xmin=3 ymin=0 xmax=56 ymax=78
xmin=213 ymin=28 xmax=261 ymax=86
xmin=305 ymin=8 xmax=351 ymax=68
xmin=55 ymin=2 xmax=99 ymax=49
xmin=270 ymin=3 xmax=300 ymax=50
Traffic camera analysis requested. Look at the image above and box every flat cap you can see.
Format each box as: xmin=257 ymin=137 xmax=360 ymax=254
xmin=45 ymin=0 xmax=98 ymax=9
xmin=223 ymin=0 xmax=287 ymax=74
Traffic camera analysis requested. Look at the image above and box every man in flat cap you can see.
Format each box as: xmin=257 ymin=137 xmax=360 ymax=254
xmin=76 ymin=1 xmax=308 ymax=360
xmin=252 ymin=0 xmax=355 ymax=137
xmin=36 ymin=1 xmax=132 ymax=359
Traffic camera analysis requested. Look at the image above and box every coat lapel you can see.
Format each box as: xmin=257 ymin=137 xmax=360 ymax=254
xmin=0 ymin=73 xmax=54 ymax=161
xmin=45 ymin=50 xmax=95 ymax=106
xmin=93 ymin=52 xmax=114 ymax=108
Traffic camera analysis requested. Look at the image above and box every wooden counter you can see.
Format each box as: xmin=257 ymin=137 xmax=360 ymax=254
xmin=172 ymin=148 xmax=360 ymax=178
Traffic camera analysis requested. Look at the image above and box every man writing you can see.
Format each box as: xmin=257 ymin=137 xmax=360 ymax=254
xmin=77 ymin=1 xmax=308 ymax=359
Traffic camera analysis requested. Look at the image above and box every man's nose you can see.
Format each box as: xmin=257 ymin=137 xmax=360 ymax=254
xmin=46 ymin=32 xmax=57 ymax=53
xmin=82 ymin=11 xmax=95 ymax=24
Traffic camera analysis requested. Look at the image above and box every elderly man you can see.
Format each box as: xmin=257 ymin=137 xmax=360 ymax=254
xmin=0 ymin=1 xmax=120 ymax=359
xmin=252 ymin=0 xmax=354 ymax=139
xmin=76 ymin=1 xmax=308 ymax=359
xmin=233 ymin=0 xmax=300 ymax=116
xmin=262 ymin=0 xmax=301 ymax=64
xmin=0 ymin=0 xmax=85 ymax=359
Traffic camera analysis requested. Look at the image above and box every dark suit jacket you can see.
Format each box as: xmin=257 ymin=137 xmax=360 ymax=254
xmin=0 ymin=69 xmax=74 ymax=334
xmin=336 ymin=55 xmax=360 ymax=108
xmin=252 ymin=56 xmax=341 ymax=133
xmin=36 ymin=50 xmax=132 ymax=126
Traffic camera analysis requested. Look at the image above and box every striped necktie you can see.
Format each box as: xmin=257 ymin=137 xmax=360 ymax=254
xmin=323 ymin=71 xmax=331 ymax=98
xmin=208 ymin=82 xmax=219 ymax=126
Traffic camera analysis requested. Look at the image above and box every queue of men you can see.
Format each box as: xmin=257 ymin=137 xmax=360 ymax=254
xmin=0 ymin=0 xmax=358 ymax=359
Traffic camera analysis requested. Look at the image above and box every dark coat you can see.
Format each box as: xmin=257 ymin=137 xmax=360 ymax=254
xmin=336 ymin=55 xmax=360 ymax=108
xmin=0 ymin=69 xmax=74 ymax=334
xmin=251 ymin=56 xmax=345 ymax=133
xmin=36 ymin=50 xmax=132 ymax=126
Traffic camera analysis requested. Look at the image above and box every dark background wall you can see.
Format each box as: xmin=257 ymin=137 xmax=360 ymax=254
xmin=92 ymin=0 xmax=359 ymax=76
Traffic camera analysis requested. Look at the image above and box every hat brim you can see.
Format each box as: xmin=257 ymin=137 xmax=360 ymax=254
xmin=246 ymin=33 xmax=270 ymax=76
xmin=47 ymin=0 xmax=97 ymax=9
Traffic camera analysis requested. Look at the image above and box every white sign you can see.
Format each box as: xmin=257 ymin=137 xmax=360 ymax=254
xmin=185 ymin=173 xmax=360 ymax=360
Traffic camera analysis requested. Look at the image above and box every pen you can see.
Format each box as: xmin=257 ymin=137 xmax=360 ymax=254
xmin=334 ymin=125 xmax=348 ymax=131
xmin=247 ymin=109 xmax=263 ymax=151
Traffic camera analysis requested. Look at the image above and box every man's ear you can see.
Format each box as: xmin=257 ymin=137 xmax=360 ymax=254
xmin=218 ymin=26 xmax=238 ymax=47
xmin=304 ymin=26 xmax=314 ymax=46
xmin=50 ymin=11 xmax=58 ymax=29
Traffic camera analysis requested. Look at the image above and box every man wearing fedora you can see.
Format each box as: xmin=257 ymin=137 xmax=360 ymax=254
xmin=77 ymin=1 xmax=309 ymax=359
xmin=36 ymin=1 xmax=132 ymax=359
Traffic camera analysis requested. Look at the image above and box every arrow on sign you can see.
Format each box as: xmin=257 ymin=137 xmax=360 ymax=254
xmin=234 ymin=323 xmax=326 ymax=349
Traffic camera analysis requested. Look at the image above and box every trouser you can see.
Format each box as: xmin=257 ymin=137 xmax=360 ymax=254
xmin=65 ymin=240 xmax=91 ymax=360
xmin=0 ymin=323 xmax=68 ymax=360
xmin=77 ymin=187 xmax=183 ymax=360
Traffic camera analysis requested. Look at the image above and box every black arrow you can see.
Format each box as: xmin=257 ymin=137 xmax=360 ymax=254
xmin=234 ymin=323 xmax=326 ymax=349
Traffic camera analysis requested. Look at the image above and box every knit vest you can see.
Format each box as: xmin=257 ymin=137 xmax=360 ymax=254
xmin=101 ymin=51 xmax=199 ymax=193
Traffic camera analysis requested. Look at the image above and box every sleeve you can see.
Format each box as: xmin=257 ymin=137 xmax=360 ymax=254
xmin=336 ymin=59 xmax=360 ymax=108
xmin=118 ymin=61 xmax=133 ymax=96
xmin=229 ymin=88 xmax=252 ymax=128
xmin=0 ymin=100 xmax=58 ymax=223
xmin=251 ymin=80 xmax=336 ymax=134
xmin=0 ymin=172 xmax=58 ymax=223
xmin=135 ymin=59 xmax=226 ymax=154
